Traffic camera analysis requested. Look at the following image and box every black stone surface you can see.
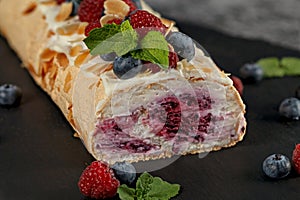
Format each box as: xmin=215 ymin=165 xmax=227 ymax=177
xmin=1 ymin=21 xmax=300 ymax=200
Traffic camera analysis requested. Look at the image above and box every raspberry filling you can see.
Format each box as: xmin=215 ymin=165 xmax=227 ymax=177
xmin=148 ymin=94 xmax=212 ymax=142
xmin=96 ymin=118 xmax=158 ymax=153
xmin=94 ymin=91 xmax=213 ymax=154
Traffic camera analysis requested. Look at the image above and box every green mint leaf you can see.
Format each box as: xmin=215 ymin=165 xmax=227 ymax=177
xmin=121 ymin=20 xmax=133 ymax=32
xmin=280 ymin=57 xmax=300 ymax=76
xmin=131 ymin=31 xmax=169 ymax=69
xmin=90 ymin=27 xmax=138 ymax=56
xmin=135 ymin=172 xmax=153 ymax=199
xmin=83 ymin=24 xmax=121 ymax=51
xmin=118 ymin=185 xmax=136 ymax=200
xmin=84 ymin=21 xmax=138 ymax=57
xmin=257 ymin=57 xmax=284 ymax=78
xmin=135 ymin=172 xmax=180 ymax=200
xmin=146 ymin=177 xmax=180 ymax=200
xmin=256 ymin=57 xmax=300 ymax=77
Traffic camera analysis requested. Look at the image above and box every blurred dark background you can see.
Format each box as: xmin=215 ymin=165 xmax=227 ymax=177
xmin=146 ymin=0 xmax=300 ymax=51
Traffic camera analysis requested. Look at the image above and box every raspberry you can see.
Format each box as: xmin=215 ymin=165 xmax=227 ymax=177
xmin=107 ymin=18 xmax=123 ymax=25
xmin=230 ymin=75 xmax=244 ymax=95
xmin=122 ymin=0 xmax=137 ymax=14
xmin=78 ymin=161 xmax=120 ymax=199
xmin=129 ymin=10 xmax=167 ymax=37
xmin=292 ymin=144 xmax=300 ymax=174
xmin=168 ymin=51 xmax=179 ymax=69
xmin=85 ymin=21 xmax=101 ymax=36
xmin=78 ymin=0 xmax=104 ymax=23
xmin=143 ymin=61 xmax=161 ymax=73
xmin=56 ymin=0 xmax=66 ymax=4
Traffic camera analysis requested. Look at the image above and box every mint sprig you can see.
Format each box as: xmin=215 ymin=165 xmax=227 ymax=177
xmin=281 ymin=57 xmax=300 ymax=76
xmin=257 ymin=57 xmax=300 ymax=78
xmin=117 ymin=172 xmax=180 ymax=200
xmin=257 ymin=57 xmax=284 ymax=77
xmin=83 ymin=21 xmax=169 ymax=69
xmin=83 ymin=23 xmax=121 ymax=51
xmin=85 ymin=21 xmax=138 ymax=56
xmin=131 ymin=31 xmax=169 ymax=69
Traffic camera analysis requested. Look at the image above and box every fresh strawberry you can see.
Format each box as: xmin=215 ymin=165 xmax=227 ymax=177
xmin=122 ymin=0 xmax=137 ymax=14
xmin=292 ymin=144 xmax=300 ymax=174
xmin=78 ymin=0 xmax=104 ymax=23
xmin=78 ymin=161 xmax=120 ymax=199
xmin=56 ymin=0 xmax=66 ymax=4
xmin=85 ymin=21 xmax=101 ymax=36
xmin=169 ymin=51 xmax=179 ymax=69
xmin=128 ymin=10 xmax=167 ymax=37
xmin=230 ymin=75 xmax=244 ymax=95
xmin=107 ymin=18 xmax=123 ymax=25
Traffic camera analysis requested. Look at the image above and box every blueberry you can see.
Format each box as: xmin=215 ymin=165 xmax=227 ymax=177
xmin=100 ymin=52 xmax=118 ymax=61
xmin=296 ymin=86 xmax=300 ymax=99
xmin=166 ymin=31 xmax=195 ymax=62
xmin=262 ymin=154 xmax=291 ymax=179
xmin=239 ymin=63 xmax=264 ymax=83
xmin=112 ymin=162 xmax=136 ymax=185
xmin=0 ymin=84 xmax=22 ymax=107
xmin=131 ymin=0 xmax=142 ymax=9
xmin=66 ymin=0 xmax=81 ymax=16
xmin=279 ymin=97 xmax=300 ymax=120
xmin=113 ymin=55 xmax=143 ymax=79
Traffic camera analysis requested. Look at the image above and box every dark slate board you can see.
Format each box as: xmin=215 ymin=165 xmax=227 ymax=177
xmin=1 ymin=21 xmax=300 ymax=200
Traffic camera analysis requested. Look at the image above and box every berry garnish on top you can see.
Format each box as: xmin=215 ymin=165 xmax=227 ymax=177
xmin=83 ymin=8 xmax=200 ymax=78
xmin=122 ymin=0 xmax=137 ymax=14
xmin=168 ymin=50 xmax=179 ymax=69
xmin=106 ymin=18 xmax=123 ymax=25
xmin=128 ymin=10 xmax=167 ymax=37
xmin=84 ymin=21 xmax=101 ymax=36
xmin=84 ymin=19 xmax=171 ymax=78
xmin=262 ymin=154 xmax=291 ymax=179
xmin=113 ymin=55 xmax=143 ymax=79
xmin=131 ymin=0 xmax=142 ymax=9
xmin=166 ymin=31 xmax=195 ymax=62
xmin=78 ymin=161 xmax=120 ymax=199
xmin=0 ymin=84 xmax=22 ymax=108
xmin=78 ymin=0 xmax=105 ymax=23
xmin=292 ymin=144 xmax=300 ymax=175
